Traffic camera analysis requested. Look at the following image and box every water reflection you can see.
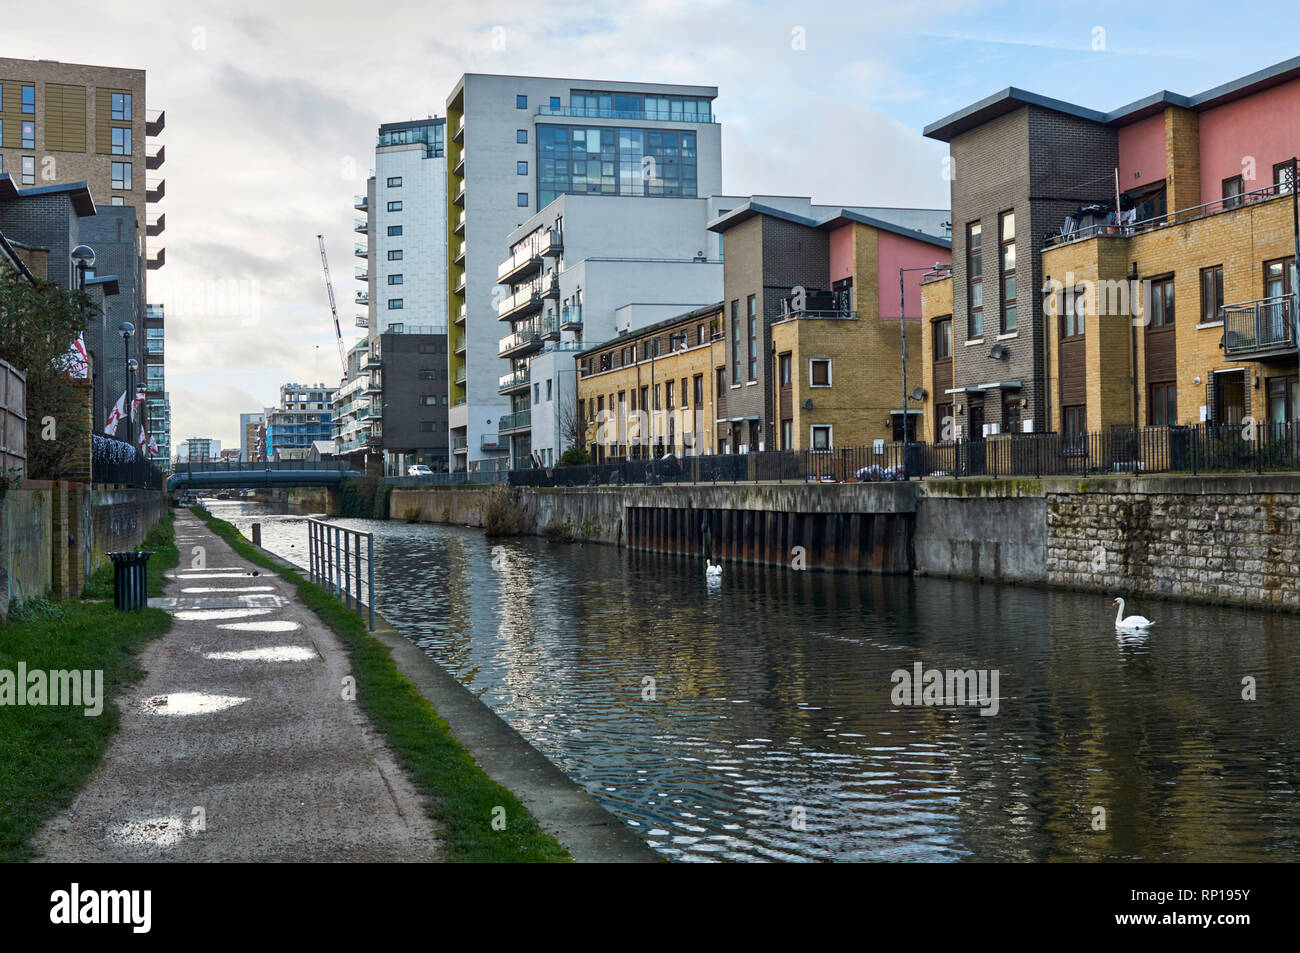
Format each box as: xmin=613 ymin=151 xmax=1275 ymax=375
xmin=219 ymin=500 xmax=1300 ymax=862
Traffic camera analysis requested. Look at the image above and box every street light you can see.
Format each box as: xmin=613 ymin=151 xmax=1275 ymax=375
xmin=899 ymin=262 xmax=953 ymax=445
xmin=120 ymin=321 xmax=136 ymax=451
xmin=71 ymin=244 xmax=95 ymax=290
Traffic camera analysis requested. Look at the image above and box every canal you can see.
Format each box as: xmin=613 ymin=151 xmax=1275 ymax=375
xmin=213 ymin=499 xmax=1300 ymax=862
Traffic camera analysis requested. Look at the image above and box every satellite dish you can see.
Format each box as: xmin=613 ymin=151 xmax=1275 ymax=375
xmin=988 ymin=343 xmax=1007 ymax=360
xmin=802 ymin=399 xmax=814 ymax=411
xmin=911 ymin=386 xmax=925 ymax=401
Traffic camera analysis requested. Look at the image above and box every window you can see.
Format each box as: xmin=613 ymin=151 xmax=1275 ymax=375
xmin=810 ymin=358 xmax=831 ymax=387
xmin=933 ymin=317 xmax=952 ymax=359
xmin=730 ymin=300 xmax=741 ymax=383
xmin=517 ymin=192 xmax=529 ymax=207
xmin=516 ymin=129 xmax=528 ymax=143
xmin=666 ymin=380 xmax=674 ymax=410
xmin=782 ymin=420 xmax=793 ymax=449
xmin=1265 ymin=258 xmax=1292 ymax=300
xmin=387 ymin=225 xmax=402 ymax=236
xmin=517 ymin=160 xmax=528 ymax=175
xmin=110 ymin=92 xmax=131 ymax=120
xmin=1062 ymin=289 xmax=1087 ymax=338
xmin=935 ymin=403 xmax=953 ymax=442
xmin=22 ymin=121 xmax=34 ymax=149
xmin=388 ymin=299 xmax=404 ymax=310
xmin=546 ymin=378 xmax=553 ymax=400
xmin=1200 ymin=266 xmax=1224 ymax=323
xmin=693 ymin=374 xmax=703 ymax=406
xmin=550 ymin=96 xmax=561 ymax=110
xmin=1149 ymin=382 xmax=1177 ymax=426
xmin=779 ymin=352 xmax=792 ymax=385
xmin=679 ymin=377 xmax=688 ymax=408
xmin=387 ymin=200 xmax=402 ymax=212
xmin=111 ymin=196 xmax=123 ymax=205
xmin=111 ymin=127 xmax=131 ymax=155
xmin=967 ymin=221 xmax=983 ymax=337
xmin=1148 ymin=276 xmax=1174 ymax=327
xmin=111 ymin=161 xmax=132 ymax=190
xmin=388 ymin=274 xmax=403 ymax=285
xmin=534 ymin=124 xmax=698 ymax=206
xmin=516 ymin=95 xmax=528 ymax=109
xmin=387 ymin=176 xmax=403 ymax=187
xmin=420 ymin=395 xmax=439 ymax=406
xmin=811 ymin=425 xmax=832 ymax=451
xmin=1063 ymin=405 xmax=1087 ymax=453
xmin=999 ymin=211 xmax=1016 ymax=333
xmin=419 ymin=370 xmax=437 ymax=381
xmin=21 ymin=84 xmax=35 ymax=114
xmin=1222 ymin=175 xmax=1243 ymax=209
xmin=1275 ymin=160 xmax=1295 ymax=194
xmin=21 ymin=155 xmax=34 ymax=185
xmin=747 ymin=295 xmax=757 ymax=380
xmin=388 ymin=250 xmax=403 ymax=261
xmin=1002 ymin=393 xmax=1022 ymax=434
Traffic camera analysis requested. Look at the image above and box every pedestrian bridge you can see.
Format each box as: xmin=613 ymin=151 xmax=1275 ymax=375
xmin=166 ymin=460 xmax=362 ymax=492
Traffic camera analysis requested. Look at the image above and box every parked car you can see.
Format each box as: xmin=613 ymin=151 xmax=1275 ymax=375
xmin=407 ymin=464 xmax=433 ymax=477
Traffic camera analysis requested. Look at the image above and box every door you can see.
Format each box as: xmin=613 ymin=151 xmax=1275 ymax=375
xmin=964 ymin=403 xmax=986 ymax=475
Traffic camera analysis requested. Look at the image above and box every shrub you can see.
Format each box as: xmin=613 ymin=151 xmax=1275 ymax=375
xmin=402 ymin=506 xmax=422 ymax=524
xmin=560 ymin=446 xmax=591 ymax=466
xmin=539 ymin=520 xmax=574 ymax=543
xmin=483 ymin=485 xmax=527 ymax=536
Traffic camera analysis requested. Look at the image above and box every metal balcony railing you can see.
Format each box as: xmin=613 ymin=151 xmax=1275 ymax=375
xmin=1222 ymin=295 xmax=1295 ymax=355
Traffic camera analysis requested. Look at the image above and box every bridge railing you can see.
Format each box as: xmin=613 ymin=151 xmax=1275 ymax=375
xmin=306 ymin=518 xmax=374 ymax=630
xmin=180 ymin=459 xmax=352 ymax=472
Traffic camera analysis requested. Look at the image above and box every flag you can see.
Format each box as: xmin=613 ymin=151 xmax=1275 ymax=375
xmin=66 ymin=333 xmax=88 ymax=379
xmin=104 ymin=391 xmax=127 ymax=436
xmin=137 ymin=425 xmax=148 ymax=454
xmin=148 ymin=434 xmax=159 ymax=455
xmin=131 ymin=393 xmax=146 ymax=420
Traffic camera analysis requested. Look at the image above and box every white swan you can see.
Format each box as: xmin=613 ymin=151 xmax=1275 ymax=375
xmin=1112 ymin=597 xmax=1154 ymax=630
xmin=705 ymin=559 xmax=722 ymax=577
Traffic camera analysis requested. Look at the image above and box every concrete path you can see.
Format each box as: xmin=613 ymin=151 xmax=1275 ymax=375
xmin=34 ymin=510 xmax=441 ymax=862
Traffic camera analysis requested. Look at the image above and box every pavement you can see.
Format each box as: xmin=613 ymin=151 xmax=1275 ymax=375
xmin=33 ymin=510 xmax=442 ymax=862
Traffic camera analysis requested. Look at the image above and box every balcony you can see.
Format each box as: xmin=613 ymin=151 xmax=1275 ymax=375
xmin=146 ymin=213 xmax=165 ymax=237
xmin=497 ymin=282 xmax=545 ymax=322
xmin=146 ymin=179 xmax=165 ymax=203
xmin=454 ymin=273 xmax=466 ymax=295
xmin=541 ymin=272 xmax=559 ymax=298
xmin=454 ymin=302 xmax=467 ymax=324
xmin=453 ymin=333 xmax=466 ymax=355
xmin=499 ymin=367 xmax=530 ymax=395
xmin=453 ymin=209 xmax=466 ymax=235
xmin=453 ymin=151 xmax=465 ymax=176
xmin=499 ymin=409 xmax=531 ymax=433
xmin=1044 ymin=181 xmax=1295 ymax=250
xmin=355 ymin=267 xmax=367 ymax=281
xmin=354 ymin=243 xmax=368 ymax=259
xmin=357 ymin=406 xmax=381 ymax=420
xmin=452 ymin=115 xmax=465 ymax=143
xmin=537 ymin=104 xmax=716 ymax=124
xmin=481 ymin=433 xmax=505 ymax=452
xmin=145 ymin=145 xmax=165 ymax=170
xmin=1221 ymin=295 xmax=1295 ymax=357
xmin=145 ymin=340 xmax=164 ymax=356
xmin=541 ymin=229 xmax=563 ymax=256
xmin=146 ymin=248 xmax=165 ymax=270
xmin=498 ymin=326 xmax=543 ymax=358
xmin=354 ymin=219 xmax=368 ymax=234
xmin=363 ymin=353 xmax=382 ymax=370
xmin=354 ymin=194 xmax=368 ymax=211
xmin=355 ymin=315 xmax=368 ymax=327
xmin=498 ymin=245 xmax=543 ymax=284
xmin=146 ymin=110 xmax=165 ymax=136
xmin=559 ymin=305 xmax=583 ymax=332
xmin=454 ymin=367 xmax=466 ymax=386
xmin=355 ymin=291 xmax=369 ymax=305
xmin=541 ymin=312 xmax=561 ymax=341
xmin=453 ymin=180 xmax=466 ymax=206
xmin=452 ymin=434 xmax=468 ymax=452
xmin=454 ymin=240 xmax=466 ymax=265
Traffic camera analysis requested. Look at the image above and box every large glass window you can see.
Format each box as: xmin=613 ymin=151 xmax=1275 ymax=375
xmin=21 ymin=85 xmax=35 ymax=114
xmin=111 ymin=161 xmax=132 ymax=190
xmin=22 ymin=121 xmax=34 ymax=149
xmin=1200 ymin=266 xmax=1224 ymax=323
xmin=110 ymin=92 xmax=131 ymax=120
xmin=747 ymin=295 xmax=757 ymax=380
xmin=537 ymin=124 xmax=697 ymax=207
xmin=111 ymin=127 xmax=131 ymax=155
xmin=967 ymin=221 xmax=983 ymax=338
xmin=999 ymin=211 xmax=1016 ymax=333
xmin=730 ymin=300 xmax=741 ymax=384
xmin=569 ymin=90 xmax=710 ymax=122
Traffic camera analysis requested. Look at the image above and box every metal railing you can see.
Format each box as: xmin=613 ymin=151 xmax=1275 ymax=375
xmin=1222 ymin=295 xmax=1294 ymax=354
xmin=307 ymin=518 xmax=374 ymax=631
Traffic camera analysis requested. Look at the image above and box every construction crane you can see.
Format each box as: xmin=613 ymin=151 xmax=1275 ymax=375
xmin=317 ymin=234 xmax=348 ymax=377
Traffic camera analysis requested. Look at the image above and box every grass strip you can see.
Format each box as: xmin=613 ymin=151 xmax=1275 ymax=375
xmin=0 ymin=511 xmax=178 ymax=861
xmin=188 ymin=506 xmax=569 ymax=863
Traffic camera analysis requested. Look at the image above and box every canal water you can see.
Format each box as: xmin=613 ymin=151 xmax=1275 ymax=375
xmin=213 ymin=500 xmax=1300 ymax=863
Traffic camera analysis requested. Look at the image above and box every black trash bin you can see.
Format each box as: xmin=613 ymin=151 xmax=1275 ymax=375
xmin=1168 ymin=425 xmax=1191 ymax=471
xmin=109 ymin=551 xmax=152 ymax=611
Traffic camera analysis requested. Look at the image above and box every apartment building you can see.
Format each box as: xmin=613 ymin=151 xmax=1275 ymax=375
xmin=239 ymin=411 xmax=265 ymax=462
xmin=380 ymin=325 xmax=449 ymax=472
xmin=175 ymin=437 xmax=219 ymax=464
xmin=265 ymin=382 xmax=337 ymax=461
xmin=922 ymin=54 xmax=1300 ymax=446
xmin=331 ymin=339 xmax=373 ymax=459
xmin=355 ymin=118 xmax=448 ymax=470
xmin=496 ymin=192 xmax=736 ymax=467
xmin=576 ymin=303 xmax=725 ymax=460
xmin=445 ymin=74 xmax=723 ymax=471
xmin=142 ymin=303 xmax=169 ymax=467
xmin=708 ymin=199 xmax=951 ymax=452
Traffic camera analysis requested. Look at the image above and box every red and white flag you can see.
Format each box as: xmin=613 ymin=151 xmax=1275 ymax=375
xmin=131 ymin=393 xmax=146 ymax=420
xmin=136 ymin=425 xmax=148 ymax=454
xmin=104 ymin=391 xmax=127 ymax=436
xmin=147 ymin=434 xmax=159 ymax=455
xmin=66 ymin=333 xmax=89 ymax=379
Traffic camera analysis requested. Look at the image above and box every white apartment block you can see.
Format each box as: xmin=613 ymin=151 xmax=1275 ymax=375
xmin=354 ymin=118 xmax=448 ymax=463
xmin=446 ymin=74 xmax=723 ymax=471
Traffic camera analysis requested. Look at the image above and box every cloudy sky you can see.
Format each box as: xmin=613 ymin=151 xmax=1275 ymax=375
xmin=4 ymin=0 xmax=1296 ymax=447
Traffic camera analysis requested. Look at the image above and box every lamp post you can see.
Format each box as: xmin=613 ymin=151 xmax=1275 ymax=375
xmin=898 ymin=263 xmax=952 ymax=444
xmin=120 ymin=320 xmax=136 ymax=451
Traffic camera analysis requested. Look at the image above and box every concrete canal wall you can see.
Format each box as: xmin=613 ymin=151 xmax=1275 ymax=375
xmin=390 ymin=473 xmax=1300 ymax=611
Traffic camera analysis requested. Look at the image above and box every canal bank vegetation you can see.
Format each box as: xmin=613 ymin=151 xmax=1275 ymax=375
xmin=340 ymin=474 xmax=392 ymax=520
xmin=0 ymin=512 xmax=177 ymax=862
xmin=189 ymin=506 xmax=570 ymax=863
xmin=484 ymin=485 xmax=528 ymax=536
